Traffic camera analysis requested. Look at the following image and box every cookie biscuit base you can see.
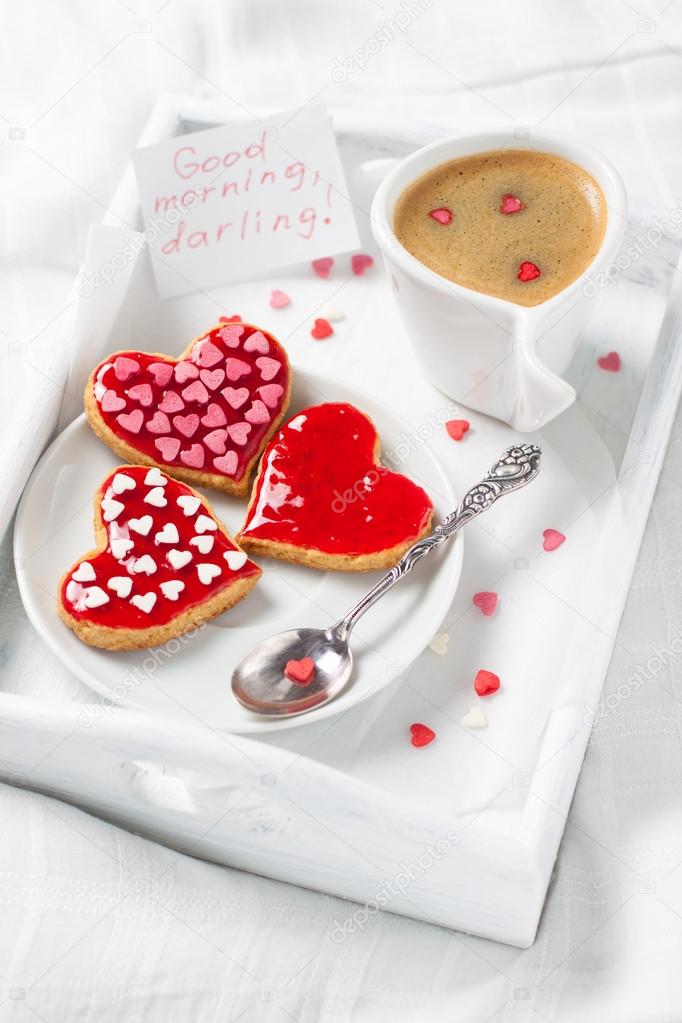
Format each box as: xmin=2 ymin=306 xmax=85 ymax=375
xmin=238 ymin=433 xmax=433 ymax=572
xmin=83 ymin=323 xmax=291 ymax=498
xmin=57 ymin=468 xmax=261 ymax=650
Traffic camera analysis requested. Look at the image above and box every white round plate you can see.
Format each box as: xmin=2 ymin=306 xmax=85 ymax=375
xmin=15 ymin=369 xmax=461 ymax=733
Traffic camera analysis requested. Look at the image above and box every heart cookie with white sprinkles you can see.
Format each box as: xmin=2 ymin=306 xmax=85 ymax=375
xmin=85 ymin=322 xmax=291 ymax=496
xmin=57 ymin=465 xmax=261 ymax=650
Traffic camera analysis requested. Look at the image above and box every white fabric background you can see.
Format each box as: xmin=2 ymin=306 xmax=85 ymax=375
xmin=2 ymin=0 xmax=682 ymax=1019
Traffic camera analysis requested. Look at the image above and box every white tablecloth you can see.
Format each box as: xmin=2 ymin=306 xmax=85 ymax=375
xmin=3 ymin=1 xmax=682 ymax=1019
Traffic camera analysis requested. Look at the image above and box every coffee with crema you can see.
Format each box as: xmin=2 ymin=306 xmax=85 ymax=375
xmin=393 ymin=149 xmax=607 ymax=307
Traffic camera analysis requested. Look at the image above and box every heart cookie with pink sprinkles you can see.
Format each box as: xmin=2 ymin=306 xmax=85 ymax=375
xmin=85 ymin=322 xmax=291 ymax=496
xmin=57 ymin=465 xmax=261 ymax=649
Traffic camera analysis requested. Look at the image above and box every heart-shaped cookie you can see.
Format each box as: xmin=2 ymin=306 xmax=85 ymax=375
xmin=57 ymin=465 xmax=261 ymax=649
xmin=85 ymin=322 xmax=291 ymax=496
xmin=238 ymin=403 xmax=433 ymax=570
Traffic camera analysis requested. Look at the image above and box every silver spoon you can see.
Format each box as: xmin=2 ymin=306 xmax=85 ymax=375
xmin=232 ymin=443 xmax=541 ymax=717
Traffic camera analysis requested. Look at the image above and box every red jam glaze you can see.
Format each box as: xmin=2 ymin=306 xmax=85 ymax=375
xmin=240 ymin=403 xmax=434 ymax=556
xmin=60 ymin=466 xmax=260 ymax=630
xmin=91 ymin=323 xmax=289 ymax=483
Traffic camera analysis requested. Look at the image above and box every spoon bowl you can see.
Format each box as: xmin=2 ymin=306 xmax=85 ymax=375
xmin=232 ymin=626 xmax=353 ymax=716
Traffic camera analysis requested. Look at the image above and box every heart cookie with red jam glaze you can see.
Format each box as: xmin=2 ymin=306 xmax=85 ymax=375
xmin=85 ymin=322 xmax=291 ymax=496
xmin=57 ymin=465 xmax=261 ymax=650
xmin=237 ymin=403 xmax=434 ymax=571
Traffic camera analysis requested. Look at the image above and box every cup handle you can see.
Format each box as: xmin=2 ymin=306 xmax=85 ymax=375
xmin=505 ymin=320 xmax=576 ymax=432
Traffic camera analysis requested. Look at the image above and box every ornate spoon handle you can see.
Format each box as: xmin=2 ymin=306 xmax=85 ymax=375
xmin=333 ymin=444 xmax=541 ymax=640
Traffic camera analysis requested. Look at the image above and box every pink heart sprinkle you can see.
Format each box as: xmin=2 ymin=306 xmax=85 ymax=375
xmin=245 ymin=400 xmax=270 ymax=425
xmin=500 ymin=193 xmax=525 ymax=215
xmin=201 ymin=403 xmax=227 ymax=427
xmin=597 ymin=351 xmax=621 ymax=372
xmin=473 ymin=591 xmax=498 ymax=616
xmin=543 ymin=528 xmax=566 ymax=552
xmin=351 ymin=253 xmax=374 ymax=275
xmin=221 ymin=386 xmax=249 ymax=409
xmin=113 ymin=356 xmax=140 ymax=381
xmin=180 ymin=444 xmax=205 ymax=469
xmin=213 ymin=451 xmax=238 ymax=476
xmin=116 ymin=409 xmax=143 ymax=434
xmin=227 ymin=421 xmax=252 ymax=445
xmin=258 ymin=384 xmax=284 ymax=409
xmin=256 ymin=357 xmax=280 ymax=381
xmin=193 ymin=340 xmax=223 ymax=367
xmin=101 ymin=389 xmax=126 ymax=412
xmin=225 ymin=358 xmax=251 ymax=382
xmin=200 ymin=368 xmax=225 ymax=391
xmin=428 ymin=207 xmax=453 ymax=226
xmin=146 ymin=411 xmax=171 ymax=434
xmin=155 ymin=437 xmax=181 ymax=461
xmin=148 ymin=362 xmax=173 ymax=386
xmin=218 ymin=325 xmax=244 ymax=348
xmin=173 ymin=413 xmax=200 ymax=438
xmin=159 ymin=390 xmax=184 ymax=413
xmin=270 ymin=289 xmax=291 ymax=309
xmin=243 ymin=330 xmax=270 ymax=354
xmin=312 ymin=257 xmax=333 ymax=278
xmin=175 ymin=361 xmax=199 ymax=383
xmin=128 ymin=383 xmax=154 ymax=406
xmin=203 ymin=429 xmax=228 ymax=455
xmin=182 ymin=380 xmax=209 ymax=404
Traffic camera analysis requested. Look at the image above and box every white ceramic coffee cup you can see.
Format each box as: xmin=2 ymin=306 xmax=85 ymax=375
xmin=371 ymin=130 xmax=627 ymax=432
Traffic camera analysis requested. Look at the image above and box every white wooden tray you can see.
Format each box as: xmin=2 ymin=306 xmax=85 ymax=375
xmin=5 ymin=96 xmax=682 ymax=947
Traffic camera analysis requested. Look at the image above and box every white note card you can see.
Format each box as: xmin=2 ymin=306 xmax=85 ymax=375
xmin=132 ymin=106 xmax=361 ymax=298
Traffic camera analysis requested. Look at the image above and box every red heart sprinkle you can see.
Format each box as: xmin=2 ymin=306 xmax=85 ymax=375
xmin=473 ymin=591 xmax=498 ymax=616
xmin=500 ymin=193 xmax=525 ymax=215
xmin=311 ymin=318 xmax=334 ymax=340
xmin=445 ymin=419 xmax=470 ymax=441
xmin=518 ymin=261 xmax=541 ymax=282
xmin=428 ymin=207 xmax=453 ymax=225
xmin=474 ymin=669 xmax=500 ymax=697
xmin=219 ymin=315 xmax=242 ymax=323
xmin=285 ymin=657 xmax=315 ymax=685
xmin=351 ymin=253 xmax=374 ymax=275
xmin=597 ymin=351 xmax=621 ymax=372
xmin=410 ymin=722 xmax=436 ymax=747
xmin=312 ymin=257 xmax=334 ymax=278
xmin=543 ymin=528 xmax=566 ymax=552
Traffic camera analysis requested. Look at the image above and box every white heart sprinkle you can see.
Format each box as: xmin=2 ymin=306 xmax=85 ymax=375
xmin=128 ymin=515 xmax=153 ymax=536
xmin=190 ymin=535 xmax=214 ymax=554
xmin=224 ymin=550 xmax=247 ymax=571
xmin=429 ymin=632 xmax=449 ymax=656
xmin=131 ymin=592 xmax=156 ymax=614
xmin=102 ymin=497 xmax=124 ymax=523
xmin=145 ymin=468 xmax=167 ymax=487
xmin=320 ymin=304 xmax=345 ymax=322
xmin=155 ymin=523 xmax=179 ymax=544
xmin=72 ymin=562 xmax=96 ymax=583
xmin=83 ymin=586 xmax=109 ymax=609
xmin=160 ymin=580 xmax=185 ymax=601
xmin=110 ymin=538 xmax=134 ymax=560
xmin=107 ymin=576 xmax=133 ymax=598
xmin=197 ymin=563 xmax=221 ymax=584
xmin=65 ymin=580 xmax=81 ymax=603
xmin=145 ymin=486 xmax=168 ymax=508
xmin=111 ymin=473 xmax=136 ymax=495
xmin=131 ymin=554 xmax=157 ymax=575
xmin=177 ymin=495 xmax=200 ymax=516
xmin=461 ymin=706 xmax=488 ymax=729
xmin=168 ymin=549 xmax=192 ymax=570
xmin=195 ymin=514 xmax=218 ymax=534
